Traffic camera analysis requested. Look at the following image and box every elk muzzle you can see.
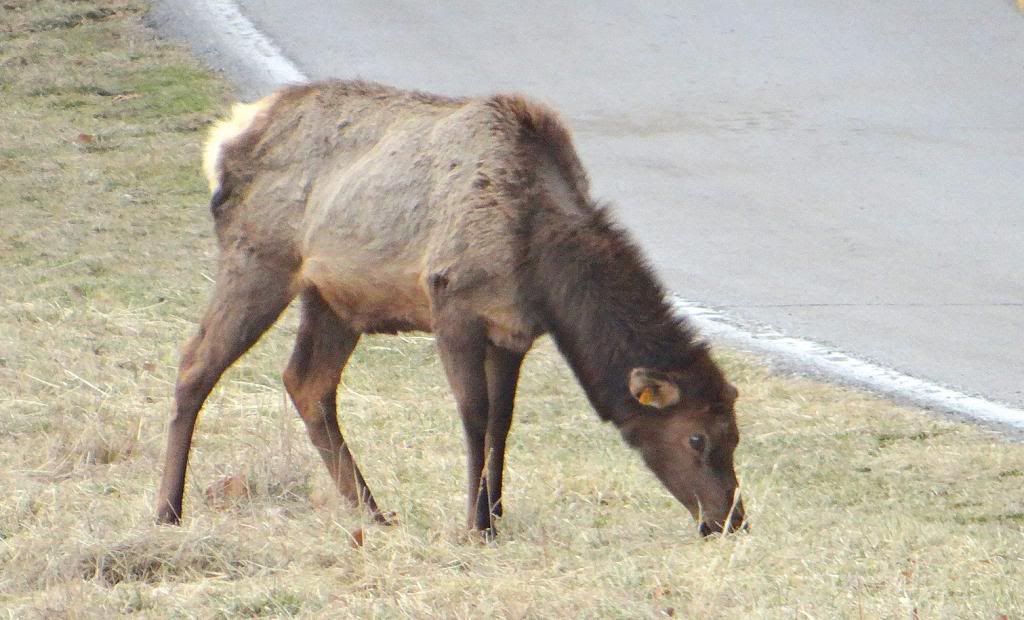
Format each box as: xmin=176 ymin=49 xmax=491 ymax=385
xmin=699 ymin=493 xmax=746 ymax=537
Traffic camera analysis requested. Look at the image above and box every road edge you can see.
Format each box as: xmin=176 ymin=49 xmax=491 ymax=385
xmin=146 ymin=0 xmax=307 ymax=100
xmin=676 ymin=298 xmax=1024 ymax=435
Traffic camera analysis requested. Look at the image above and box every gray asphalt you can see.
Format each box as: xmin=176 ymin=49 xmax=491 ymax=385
xmin=150 ymin=1 xmax=1024 ymax=408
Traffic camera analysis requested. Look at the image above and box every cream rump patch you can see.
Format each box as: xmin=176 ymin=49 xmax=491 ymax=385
xmin=202 ymin=93 xmax=279 ymax=193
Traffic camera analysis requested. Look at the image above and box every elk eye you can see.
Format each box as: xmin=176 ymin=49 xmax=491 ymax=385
xmin=688 ymin=434 xmax=706 ymax=453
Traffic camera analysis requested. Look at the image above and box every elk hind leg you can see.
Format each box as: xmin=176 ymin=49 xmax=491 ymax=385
xmin=156 ymin=258 xmax=295 ymax=524
xmin=282 ymin=289 xmax=389 ymax=523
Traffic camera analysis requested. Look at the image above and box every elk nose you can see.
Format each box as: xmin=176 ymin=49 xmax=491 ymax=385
xmin=730 ymin=497 xmax=746 ymax=529
xmin=698 ymin=517 xmax=748 ymax=537
xmin=728 ymin=511 xmax=748 ymax=533
xmin=699 ymin=496 xmax=747 ymax=537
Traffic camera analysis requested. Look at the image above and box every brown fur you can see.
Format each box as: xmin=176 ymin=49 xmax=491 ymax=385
xmin=156 ymin=79 xmax=745 ymax=537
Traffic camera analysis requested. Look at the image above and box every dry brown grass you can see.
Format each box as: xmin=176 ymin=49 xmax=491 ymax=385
xmin=2 ymin=2 xmax=1023 ymax=617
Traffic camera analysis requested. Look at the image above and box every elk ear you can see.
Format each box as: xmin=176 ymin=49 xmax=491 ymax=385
xmin=629 ymin=368 xmax=682 ymax=409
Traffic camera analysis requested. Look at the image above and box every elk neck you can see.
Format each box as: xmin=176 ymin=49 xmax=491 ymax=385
xmin=526 ymin=204 xmax=708 ymax=426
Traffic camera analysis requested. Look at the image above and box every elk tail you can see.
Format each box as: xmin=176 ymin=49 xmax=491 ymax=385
xmin=201 ymin=93 xmax=280 ymax=197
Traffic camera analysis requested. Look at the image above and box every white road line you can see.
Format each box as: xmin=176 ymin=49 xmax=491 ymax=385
xmin=201 ymin=0 xmax=307 ymax=85
xmin=674 ymin=298 xmax=1024 ymax=432
xmin=200 ymin=0 xmax=1024 ymax=433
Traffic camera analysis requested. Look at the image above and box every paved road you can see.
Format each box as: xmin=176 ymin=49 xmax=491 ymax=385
xmin=151 ymin=1 xmax=1024 ymax=409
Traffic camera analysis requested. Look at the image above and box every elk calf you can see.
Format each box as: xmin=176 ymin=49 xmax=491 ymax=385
xmin=156 ymin=80 xmax=745 ymax=537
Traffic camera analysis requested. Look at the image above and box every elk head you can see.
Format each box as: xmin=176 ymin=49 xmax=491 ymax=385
xmin=620 ymin=367 xmax=745 ymax=536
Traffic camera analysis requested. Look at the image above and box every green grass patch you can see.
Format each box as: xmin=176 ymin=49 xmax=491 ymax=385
xmin=1 ymin=1 xmax=1023 ymax=618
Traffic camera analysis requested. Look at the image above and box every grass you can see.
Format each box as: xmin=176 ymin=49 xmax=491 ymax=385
xmin=1 ymin=1 xmax=1023 ymax=617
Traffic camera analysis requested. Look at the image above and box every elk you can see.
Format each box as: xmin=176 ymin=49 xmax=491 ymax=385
xmin=156 ymin=80 xmax=745 ymax=537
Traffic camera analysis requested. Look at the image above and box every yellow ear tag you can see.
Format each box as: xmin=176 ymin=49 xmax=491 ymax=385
xmin=638 ymin=387 xmax=655 ymax=406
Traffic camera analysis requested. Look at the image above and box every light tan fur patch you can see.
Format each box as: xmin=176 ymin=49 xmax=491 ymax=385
xmin=202 ymin=93 xmax=279 ymax=193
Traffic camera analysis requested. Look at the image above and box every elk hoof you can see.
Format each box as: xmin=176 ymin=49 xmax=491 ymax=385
xmin=373 ymin=510 xmax=398 ymax=526
xmin=156 ymin=513 xmax=181 ymax=526
xmin=155 ymin=505 xmax=182 ymax=526
xmin=467 ymin=526 xmax=498 ymax=544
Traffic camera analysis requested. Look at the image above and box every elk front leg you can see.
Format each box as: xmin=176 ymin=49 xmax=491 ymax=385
xmin=433 ymin=313 xmax=492 ymax=533
xmin=483 ymin=345 xmax=524 ymax=526
xmin=282 ymin=289 xmax=389 ymax=523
